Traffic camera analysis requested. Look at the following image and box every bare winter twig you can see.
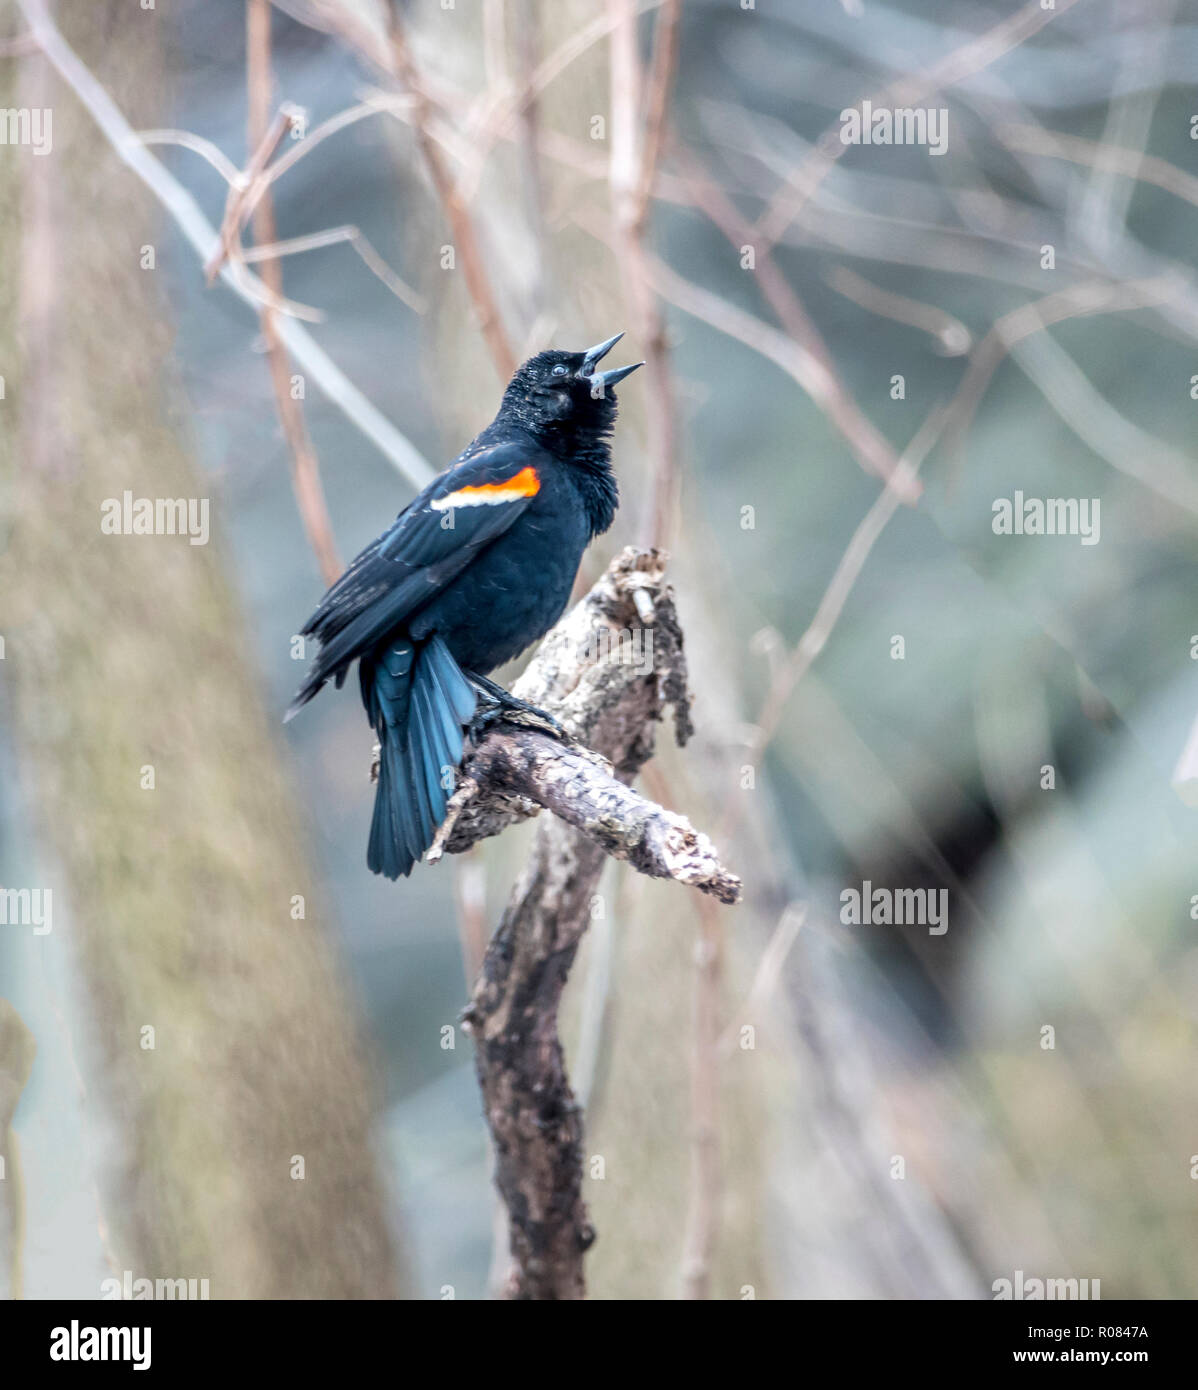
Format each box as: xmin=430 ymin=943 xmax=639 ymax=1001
xmin=389 ymin=5 xmax=516 ymax=379
xmin=609 ymin=0 xmax=681 ymax=548
xmin=245 ymin=0 xmax=342 ymax=586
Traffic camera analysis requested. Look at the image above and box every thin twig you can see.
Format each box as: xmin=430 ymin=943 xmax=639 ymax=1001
xmin=634 ymin=241 xmax=922 ymax=501
xmin=452 ymin=846 xmax=489 ymax=987
xmin=246 ymin=0 xmax=341 ymax=585
xmin=389 ymin=5 xmax=516 ymax=379
xmin=610 ymin=0 xmax=682 ymax=548
xmin=137 ymin=127 xmax=246 ymax=186
xmin=1172 ymin=712 xmax=1198 ymax=806
xmin=1007 ymin=331 xmax=1198 ymax=517
xmin=456 ymin=0 xmax=666 ymax=203
xmin=678 ymin=148 xmax=921 ymax=504
xmin=942 ymin=276 xmax=1178 ymax=469
xmin=717 ymin=409 xmax=946 ymax=852
xmin=511 ymin=0 xmax=548 ymax=325
xmin=717 ymin=902 xmax=807 ymax=1056
xmin=633 ymin=0 xmax=682 ymax=230
xmin=1001 ymin=122 xmax=1198 ymax=211
xmin=269 ymin=0 xmax=394 ymax=72
xmin=826 ymin=266 xmax=972 ymax=356
xmin=240 ymin=225 xmax=427 ymax=313
xmin=752 ymin=409 xmax=944 ymax=760
xmin=205 ymin=100 xmax=296 ymax=284
xmin=755 ymin=0 xmax=1081 ymax=250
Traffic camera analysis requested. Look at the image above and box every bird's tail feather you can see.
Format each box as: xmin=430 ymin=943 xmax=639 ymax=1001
xmin=366 ymin=635 xmax=476 ymax=879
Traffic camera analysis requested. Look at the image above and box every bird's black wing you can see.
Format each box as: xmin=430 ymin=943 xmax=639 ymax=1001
xmin=286 ymin=441 xmax=544 ymax=718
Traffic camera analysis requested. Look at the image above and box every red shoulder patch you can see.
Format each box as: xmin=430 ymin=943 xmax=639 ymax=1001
xmin=431 ymin=466 xmax=541 ymax=511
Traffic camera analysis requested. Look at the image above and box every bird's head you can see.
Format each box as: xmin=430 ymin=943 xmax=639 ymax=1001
xmin=500 ymin=333 xmax=643 ymax=441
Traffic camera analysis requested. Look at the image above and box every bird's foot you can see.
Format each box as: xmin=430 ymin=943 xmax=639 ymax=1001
xmin=467 ymin=682 xmax=565 ymax=743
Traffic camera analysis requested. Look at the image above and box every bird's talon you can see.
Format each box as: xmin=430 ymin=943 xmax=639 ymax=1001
xmin=504 ymin=707 xmax=565 ymax=739
xmin=468 ymin=700 xmax=564 ymax=743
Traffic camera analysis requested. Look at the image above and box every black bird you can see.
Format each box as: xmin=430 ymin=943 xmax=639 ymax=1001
xmin=286 ymin=333 xmax=642 ymax=879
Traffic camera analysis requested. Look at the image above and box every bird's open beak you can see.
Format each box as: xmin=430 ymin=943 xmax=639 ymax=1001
xmin=580 ymin=331 xmax=644 ymax=395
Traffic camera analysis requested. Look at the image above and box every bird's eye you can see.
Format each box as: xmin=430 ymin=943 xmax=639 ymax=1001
xmin=551 ymin=364 xmax=569 ymax=377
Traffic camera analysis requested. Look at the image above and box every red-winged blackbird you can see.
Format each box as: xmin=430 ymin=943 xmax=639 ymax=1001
xmin=286 ymin=333 xmax=643 ymax=879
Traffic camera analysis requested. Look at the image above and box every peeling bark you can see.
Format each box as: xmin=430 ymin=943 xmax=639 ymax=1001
xmin=426 ymin=548 xmax=741 ymax=905
xmin=442 ymin=548 xmax=741 ymax=1298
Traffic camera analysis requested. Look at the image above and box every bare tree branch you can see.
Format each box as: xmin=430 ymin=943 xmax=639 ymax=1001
xmin=610 ymin=0 xmax=682 ymax=549
xmin=1001 ymin=122 xmax=1198 ymax=212
xmin=455 ymin=0 xmax=667 ymax=203
xmin=677 ymin=148 xmax=923 ymax=505
xmin=246 ymin=0 xmax=342 ymax=586
xmin=424 ymin=548 xmax=740 ymax=904
xmin=633 ymin=0 xmax=682 ymax=230
xmin=755 ymin=0 xmax=1082 ymax=249
xmin=633 ymin=241 xmax=923 ymax=502
xmin=239 ymin=225 xmax=427 ymax=312
xmin=436 ymin=548 xmax=740 ymax=1298
xmin=826 ymin=265 xmax=972 ymax=356
xmin=942 ymin=275 xmax=1179 ymax=471
xmin=389 ymin=5 xmax=516 ymax=379
xmin=434 ymin=728 xmax=740 ymax=905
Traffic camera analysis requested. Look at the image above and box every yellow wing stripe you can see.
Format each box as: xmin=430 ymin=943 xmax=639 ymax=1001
xmin=430 ymin=466 xmax=541 ymax=511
